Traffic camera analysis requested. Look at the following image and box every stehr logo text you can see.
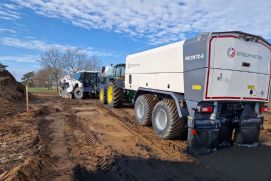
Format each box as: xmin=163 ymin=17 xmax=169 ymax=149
xmin=227 ymin=47 xmax=262 ymax=60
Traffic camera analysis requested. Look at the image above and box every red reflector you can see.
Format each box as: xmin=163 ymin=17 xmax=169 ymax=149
xmin=200 ymin=106 xmax=213 ymax=113
xmin=191 ymin=129 xmax=197 ymax=135
xmin=260 ymin=106 xmax=270 ymax=112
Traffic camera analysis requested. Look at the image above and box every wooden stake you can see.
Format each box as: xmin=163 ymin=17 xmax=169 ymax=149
xmin=26 ymin=85 xmax=29 ymax=112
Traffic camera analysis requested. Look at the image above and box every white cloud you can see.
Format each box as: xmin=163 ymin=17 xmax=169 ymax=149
xmin=0 ymin=55 xmax=40 ymax=80
xmin=0 ymin=37 xmax=112 ymax=57
xmin=12 ymin=0 xmax=271 ymax=45
xmin=0 ymin=28 xmax=16 ymax=33
xmin=0 ymin=37 xmax=68 ymax=51
xmin=0 ymin=54 xmax=39 ymax=63
xmin=0 ymin=3 xmax=20 ymax=20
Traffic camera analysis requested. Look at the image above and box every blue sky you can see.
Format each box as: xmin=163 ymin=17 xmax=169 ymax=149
xmin=0 ymin=0 xmax=270 ymax=80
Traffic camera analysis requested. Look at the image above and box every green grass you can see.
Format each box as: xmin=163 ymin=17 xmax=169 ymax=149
xmin=28 ymin=87 xmax=58 ymax=93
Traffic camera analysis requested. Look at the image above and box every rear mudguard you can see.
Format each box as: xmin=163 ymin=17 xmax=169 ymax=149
xmin=235 ymin=117 xmax=262 ymax=145
xmin=188 ymin=117 xmax=262 ymax=154
xmin=187 ymin=118 xmax=221 ymax=155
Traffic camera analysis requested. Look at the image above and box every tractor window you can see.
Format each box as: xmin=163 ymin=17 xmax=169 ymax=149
xmin=115 ymin=66 xmax=125 ymax=77
xmin=104 ymin=66 xmax=114 ymax=77
xmin=84 ymin=73 xmax=98 ymax=84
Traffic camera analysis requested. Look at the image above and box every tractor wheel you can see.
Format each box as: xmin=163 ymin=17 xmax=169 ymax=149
xmin=134 ymin=94 xmax=158 ymax=126
xmin=152 ymin=99 xmax=187 ymax=140
xmin=74 ymin=87 xmax=84 ymax=99
xmin=99 ymin=87 xmax=107 ymax=104
xmin=107 ymin=81 xmax=123 ymax=108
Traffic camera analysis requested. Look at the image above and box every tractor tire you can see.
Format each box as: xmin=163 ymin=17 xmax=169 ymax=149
xmin=107 ymin=81 xmax=123 ymax=108
xmin=152 ymin=99 xmax=187 ymax=140
xmin=99 ymin=87 xmax=107 ymax=104
xmin=74 ymin=87 xmax=84 ymax=99
xmin=134 ymin=94 xmax=158 ymax=126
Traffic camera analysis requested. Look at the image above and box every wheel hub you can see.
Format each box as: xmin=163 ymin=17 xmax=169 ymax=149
xmin=155 ymin=109 xmax=167 ymax=130
xmin=136 ymin=101 xmax=145 ymax=119
xmin=107 ymin=85 xmax=113 ymax=103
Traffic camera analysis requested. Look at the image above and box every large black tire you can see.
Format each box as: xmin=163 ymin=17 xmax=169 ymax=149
xmin=74 ymin=87 xmax=84 ymax=99
xmin=107 ymin=81 xmax=123 ymax=108
xmin=134 ymin=94 xmax=158 ymax=126
xmin=152 ymin=99 xmax=187 ymax=140
xmin=99 ymin=87 xmax=107 ymax=104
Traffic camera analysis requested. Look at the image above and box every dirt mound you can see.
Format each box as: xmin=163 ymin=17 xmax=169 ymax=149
xmin=0 ymin=70 xmax=31 ymax=116
xmin=0 ymin=70 xmax=25 ymax=101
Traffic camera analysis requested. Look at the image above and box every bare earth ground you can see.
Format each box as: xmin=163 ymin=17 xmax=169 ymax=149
xmin=1 ymin=95 xmax=271 ymax=181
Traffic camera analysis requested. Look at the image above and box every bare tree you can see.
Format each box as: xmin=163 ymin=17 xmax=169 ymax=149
xmin=63 ymin=48 xmax=85 ymax=73
xmin=38 ymin=47 xmax=101 ymax=90
xmin=39 ymin=48 xmax=65 ymax=90
xmin=83 ymin=56 xmax=101 ymax=71
xmin=33 ymin=67 xmax=54 ymax=90
xmin=63 ymin=48 xmax=101 ymax=73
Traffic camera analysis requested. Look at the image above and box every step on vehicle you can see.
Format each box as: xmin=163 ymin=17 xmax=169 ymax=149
xmin=59 ymin=71 xmax=100 ymax=99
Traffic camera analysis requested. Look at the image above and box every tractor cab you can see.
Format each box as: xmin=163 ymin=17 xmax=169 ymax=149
xmin=99 ymin=63 xmax=132 ymax=106
xmin=114 ymin=64 xmax=125 ymax=79
xmin=75 ymin=71 xmax=100 ymax=87
xmin=101 ymin=64 xmax=125 ymax=79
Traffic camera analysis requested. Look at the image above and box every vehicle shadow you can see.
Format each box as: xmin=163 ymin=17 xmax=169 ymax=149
xmin=72 ymin=144 xmax=271 ymax=181
xmin=198 ymin=144 xmax=271 ymax=181
xmin=72 ymin=155 xmax=223 ymax=181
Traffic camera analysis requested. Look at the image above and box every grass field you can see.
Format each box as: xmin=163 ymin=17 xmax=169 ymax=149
xmin=28 ymin=87 xmax=58 ymax=93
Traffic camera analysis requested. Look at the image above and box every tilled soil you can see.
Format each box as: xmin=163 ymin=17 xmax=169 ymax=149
xmin=1 ymin=96 xmax=271 ymax=181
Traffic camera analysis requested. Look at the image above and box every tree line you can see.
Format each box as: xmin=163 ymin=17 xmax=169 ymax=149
xmin=21 ymin=47 xmax=101 ymax=90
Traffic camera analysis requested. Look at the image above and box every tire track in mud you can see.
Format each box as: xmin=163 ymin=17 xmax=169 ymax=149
xmin=65 ymin=114 xmax=98 ymax=149
xmin=99 ymin=103 xmax=192 ymax=161
xmin=63 ymin=104 xmax=119 ymax=174
xmin=59 ymin=99 xmax=194 ymax=179
xmin=36 ymin=106 xmax=76 ymax=180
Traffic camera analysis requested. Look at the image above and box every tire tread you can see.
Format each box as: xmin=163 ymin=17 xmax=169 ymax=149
xmin=109 ymin=80 xmax=123 ymax=108
xmin=135 ymin=94 xmax=159 ymax=125
xmin=153 ymin=99 xmax=187 ymax=140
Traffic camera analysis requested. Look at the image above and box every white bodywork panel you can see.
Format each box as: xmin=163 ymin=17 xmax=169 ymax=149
xmin=206 ymin=36 xmax=270 ymax=101
xmin=59 ymin=76 xmax=83 ymax=93
xmin=125 ymin=41 xmax=185 ymax=93
xmin=125 ymin=33 xmax=270 ymax=102
xmin=208 ymin=70 xmax=269 ymax=100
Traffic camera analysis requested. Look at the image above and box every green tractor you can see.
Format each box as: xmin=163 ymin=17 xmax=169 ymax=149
xmin=99 ymin=64 xmax=134 ymax=107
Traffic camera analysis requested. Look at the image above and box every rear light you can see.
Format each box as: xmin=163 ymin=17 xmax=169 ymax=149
xmin=260 ymin=106 xmax=270 ymax=112
xmin=191 ymin=129 xmax=198 ymax=135
xmin=200 ymin=106 xmax=213 ymax=113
